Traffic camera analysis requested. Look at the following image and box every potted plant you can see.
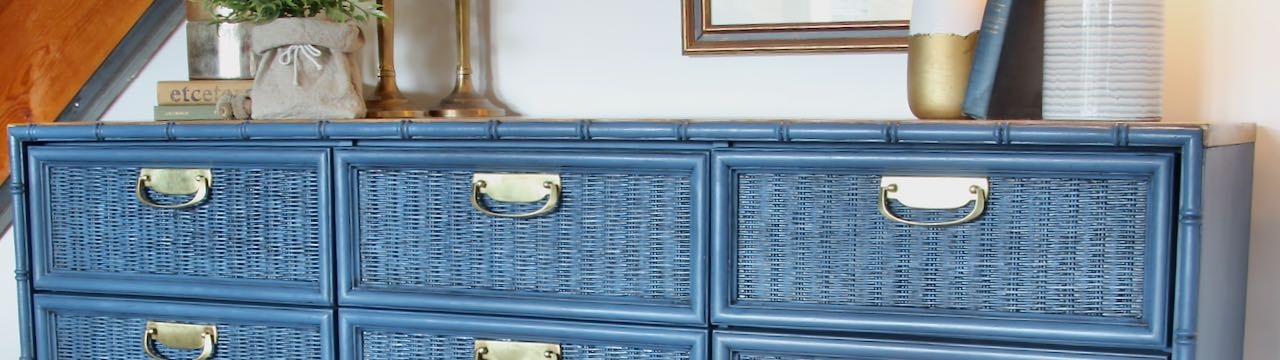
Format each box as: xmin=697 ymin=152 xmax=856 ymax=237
xmin=198 ymin=0 xmax=386 ymax=120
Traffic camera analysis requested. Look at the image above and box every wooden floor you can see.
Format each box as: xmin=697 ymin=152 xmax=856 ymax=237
xmin=0 ymin=0 xmax=151 ymax=181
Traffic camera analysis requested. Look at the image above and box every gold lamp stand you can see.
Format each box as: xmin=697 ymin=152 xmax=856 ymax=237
xmin=429 ymin=0 xmax=506 ymax=118
xmin=366 ymin=0 xmax=425 ymax=118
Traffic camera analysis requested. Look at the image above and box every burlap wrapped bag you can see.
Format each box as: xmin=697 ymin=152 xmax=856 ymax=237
xmin=251 ymin=17 xmax=365 ymax=119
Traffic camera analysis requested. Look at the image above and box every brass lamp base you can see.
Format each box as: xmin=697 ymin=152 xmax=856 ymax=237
xmin=366 ymin=98 xmax=425 ymax=118
xmin=428 ymin=90 xmax=507 ymax=118
xmin=430 ymin=0 xmax=507 ymax=118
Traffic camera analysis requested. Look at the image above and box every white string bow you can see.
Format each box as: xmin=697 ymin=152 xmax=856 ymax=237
xmin=276 ymin=44 xmax=325 ymax=86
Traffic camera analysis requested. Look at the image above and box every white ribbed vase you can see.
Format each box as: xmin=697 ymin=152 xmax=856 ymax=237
xmin=1043 ymin=0 xmax=1163 ymax=120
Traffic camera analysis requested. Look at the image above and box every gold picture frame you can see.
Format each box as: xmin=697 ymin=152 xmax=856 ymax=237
xmin=682 ymin=0 xmax=911 ymax=55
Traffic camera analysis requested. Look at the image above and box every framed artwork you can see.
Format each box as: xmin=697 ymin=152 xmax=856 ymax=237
xmin=682 ymin=0 xmax=912 ymax=55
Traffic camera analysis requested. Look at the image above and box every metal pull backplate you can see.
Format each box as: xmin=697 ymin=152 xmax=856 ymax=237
xmin=136 ymin=169 xmax=212 ymax=209
xmin=139 ymin=169 xmax=212 ymax=195
xmin=471 ymin=173 xmax=562 ymax=219
xmin=879 ymin=176 xmax=989 ymax=227
xmin=880 ymin=176 xmax=988 ymax=209
xmin=475 ymin=340 xmax=562 ymax=360
xmin=143 ymin=321 xmax=217 ymax=360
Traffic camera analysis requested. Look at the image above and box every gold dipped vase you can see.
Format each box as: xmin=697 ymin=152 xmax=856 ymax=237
xmin=907 ymin=32 xmax=979 ymax=119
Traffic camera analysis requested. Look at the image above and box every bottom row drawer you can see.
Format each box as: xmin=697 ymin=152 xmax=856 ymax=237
xmin=33 ymin=295 xmax=705 ymax=360
xmin=35 ymin=295 xmax=335 ymax=359
xmin=34 ymin=295 xmax=1164 ymax=360
xmin=343 ymin=309 xmax=705 ymax=360
xmin=716 ymin=333 xmax=1167 ymax=360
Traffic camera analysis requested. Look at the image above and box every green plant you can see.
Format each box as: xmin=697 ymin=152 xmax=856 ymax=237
xmin=198 ymin=0 xmax=386 ymax=23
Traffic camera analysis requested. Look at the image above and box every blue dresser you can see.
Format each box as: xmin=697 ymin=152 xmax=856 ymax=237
xmin=7 ymin=119 xmax=1254 ymax=359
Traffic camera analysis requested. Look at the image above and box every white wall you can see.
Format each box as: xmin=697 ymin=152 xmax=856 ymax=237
xmin=1162 ymin=0 xmax=1280 ymax=358
xmin=3 ymin=0 xmax=1276 ymax=358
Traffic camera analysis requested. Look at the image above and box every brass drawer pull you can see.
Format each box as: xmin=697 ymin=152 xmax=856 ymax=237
xmin=878 ymin=176 xmax=988 ymax=227
xmin=475 ymin=340 xmax=562 ymax=360
xmin=142 ymin=321 xmax=217 ymax=360
xmin=471 ymin=173 xmax=561 ymax=219
xmin=136 ymin=169 xmax=212 ymax=209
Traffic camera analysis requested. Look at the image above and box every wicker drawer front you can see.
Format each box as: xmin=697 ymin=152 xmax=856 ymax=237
xmin=714 ymin=151 xmax=1176 ymax=348
xmin=34 ymin=294 xmax=334 ymax=360
xmin=337 ymin=150 xmax=707 ymax=325
xmin=715 ymin=331 xmax=1167 ymax=360
xmin=342 ymin=309 xmax=707 ymax=360
xmin=28 ymin=147 xmax=332 ymax=305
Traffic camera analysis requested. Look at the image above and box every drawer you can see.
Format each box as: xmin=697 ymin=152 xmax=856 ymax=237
xmin=336 ymin=150 xmax=707 ymax=325
xmin=340 ymin=308 xmax=707 ymax=360
xmin=714 ymin=331 xmax=1166 ymax=360
xmin=713 ymin=151 xmax=1175 ymax=348
xmin=27 ymin=147 xmax=333 ymax=305
xmin=34 ymin=294 xmax=334 ymax=360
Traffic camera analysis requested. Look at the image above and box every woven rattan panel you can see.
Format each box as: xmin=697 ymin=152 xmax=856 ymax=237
xmin=46 ymin=166 xmax=322 ymax=283
xmin=736 ymin=173 xmax=1150 ymax=319
xmin=52 ymin=314 xmax=324 ymax=359
xmin=355 ymin=169 xmax=693 ymax=303
xmin=361 ymin=331 xmax=692 ymax=360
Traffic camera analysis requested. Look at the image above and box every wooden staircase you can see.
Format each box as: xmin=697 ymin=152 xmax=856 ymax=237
xmin=0 ymin=0 xmax=154 ymax=181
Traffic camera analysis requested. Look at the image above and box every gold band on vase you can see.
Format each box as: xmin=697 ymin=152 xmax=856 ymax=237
xmin=907 ymin=32 xmax=979 ymax=119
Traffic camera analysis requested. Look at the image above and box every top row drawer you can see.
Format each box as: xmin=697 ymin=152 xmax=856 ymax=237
xmin=334 ymin=149 xmax=709 ymax=326
xmin=26 ymin=147 xmax=708 ymax=325
xmin=25 ymin=146 xmax=1173 ymax=347
xmin=28 ymin=147 xmax=334 ymax=305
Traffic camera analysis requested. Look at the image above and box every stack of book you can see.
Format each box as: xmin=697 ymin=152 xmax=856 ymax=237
xmin=154 ymin=80 xmax=252 ymax=121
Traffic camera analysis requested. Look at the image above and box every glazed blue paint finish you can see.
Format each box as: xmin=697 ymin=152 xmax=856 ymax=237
xmin=340 ymin=308 xmax=708 ymax=360
xmin=355 ymin=140 xmax=711 ymax=151
xmin=335 ymin=149 xmax=709 ymax=326
xmin=714 ymin=331 xmax=1167 ymax=360
xmin=893 ymin=122 xmax=1008 ymax=144
xmin=403 ymin=121 xmax=493 ymax=139
xmin=784 ymin=122 xmax=891 ymax=142
xmin=1006 ymin=124 xmax=1127 ymax=146
xmin=323 ymin=121 xmax=406 ymax=139
xmin=10 ymin=133 xmax=35 ymax=360
xmin=4 ymin=120 xmax=1247 ymax=359
xmin=93 ymin=123 xmax=172 ymax=140
xmin=1173 ymin=131 xmax=1206 ymax=360
xmin=34 ymin=294 xmax=335 ymax=359
xmin=7 ymin=120 xmax=1209 ymax=147
xmin=586 ymin=121 xmax=684 ymax=140
xmin=712 ymin=150 xmax=1175 ymax=349
xmin=685 ymin=122 xmax=782 ymax=141
xmin=1194 ymin=144 xmax=1255 ymax=359
xmin=40 ymin=140 xmax=353 ymax=148
xmin=25 ymin=146 xmax=335 ymax=306
xmin=494 ymin=121 xmax=589 ymax=139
